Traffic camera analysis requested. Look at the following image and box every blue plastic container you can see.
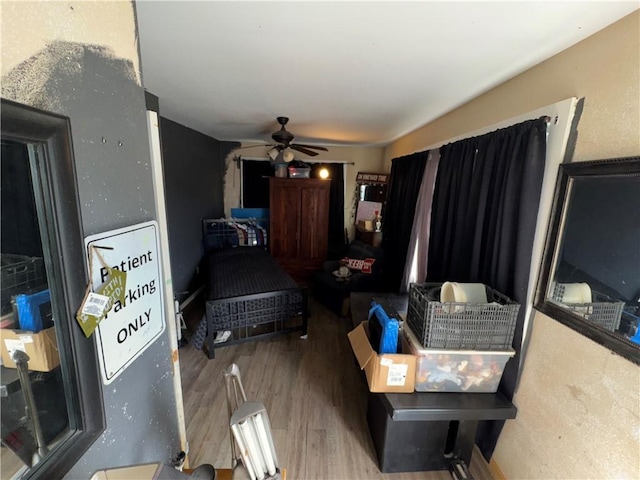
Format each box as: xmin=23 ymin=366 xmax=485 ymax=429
xmin=368 ymin=302 xmax=400 ymax=354
xmin=15 ymin=289 xmax=51 ymax=332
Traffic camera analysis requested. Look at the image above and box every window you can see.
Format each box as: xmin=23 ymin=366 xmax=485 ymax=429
xmin=1 ymin=99 xmax=104 ymax=478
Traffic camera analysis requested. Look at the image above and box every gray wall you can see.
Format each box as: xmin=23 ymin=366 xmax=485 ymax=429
xmin=2 ymin=41 xmax=180 ymax=478
xmin=159 ymin=117 xmax=238 ymax=294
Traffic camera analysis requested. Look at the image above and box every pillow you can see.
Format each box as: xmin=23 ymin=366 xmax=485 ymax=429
xmin=342 ymin=257 xmax=376 ymax=274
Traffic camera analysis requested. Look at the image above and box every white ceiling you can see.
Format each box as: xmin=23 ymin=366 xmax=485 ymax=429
xmin=135 ymin=1 xmax=637 ymax=148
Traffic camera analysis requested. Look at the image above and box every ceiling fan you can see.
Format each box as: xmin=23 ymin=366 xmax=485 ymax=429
xmin=237 ymin=116 xmax=328 ymax=164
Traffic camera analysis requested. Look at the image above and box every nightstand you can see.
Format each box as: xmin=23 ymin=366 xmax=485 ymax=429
xmin=355 ymin=226 xmax=382 ymax=247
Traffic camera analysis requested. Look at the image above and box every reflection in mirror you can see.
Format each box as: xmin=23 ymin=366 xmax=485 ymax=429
xmin=359 ymin=183 xmax=387 ymax=203
xmin=536 ymin=157 xmax=640 ymax=364
xmin=1 ymin=140 xmax=70 ymax=477
xmin=352 ymin=172 xmax=389 ymax=247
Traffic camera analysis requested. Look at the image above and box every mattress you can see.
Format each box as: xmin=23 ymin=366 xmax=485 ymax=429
xmin=205 ymin=247 xmax=298 ymax=300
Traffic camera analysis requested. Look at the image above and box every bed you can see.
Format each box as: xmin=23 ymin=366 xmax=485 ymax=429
xmin=194 ymin=218 xmax=308 ymax=359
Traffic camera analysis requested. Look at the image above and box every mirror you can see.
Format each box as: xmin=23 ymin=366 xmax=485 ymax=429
xmin=1 ymin=138 xmax=71 ymax=476
xmin=351 ymin=172 xmax=388 ymax=247
xmin=1 ymin=99 xmax=104 ymax=478
xmin=535 ymin=157 xmax=640 ymax=364
xmin=353 ymin=172 xmax=388 ymax=224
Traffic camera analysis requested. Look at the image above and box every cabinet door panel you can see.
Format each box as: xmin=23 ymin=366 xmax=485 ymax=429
xmin=270 ymin=184 xmax=300 ymax=258
xmin=299 ymin=186 xmax=330 ymax=261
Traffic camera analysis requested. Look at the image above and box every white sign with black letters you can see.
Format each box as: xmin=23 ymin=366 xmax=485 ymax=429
xmin=85 ymin=221 xmax=165 ymax=384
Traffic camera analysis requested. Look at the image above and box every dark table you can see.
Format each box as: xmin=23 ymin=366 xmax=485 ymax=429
xmin=368 ymin=390 xmax=516 ymax=473
xmin=1 ymin=365 xmax=68 ymax=465
xmin=1 ymin=366 xmax=22 ymax=398
xmin=349 ymin=292 xmax=517 ymax=473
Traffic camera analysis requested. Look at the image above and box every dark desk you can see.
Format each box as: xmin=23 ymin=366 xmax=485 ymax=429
xmin=368 ymin=391 xmax=517 ymax=473
xmin=350 ymin=292 xmax=517 ymax=473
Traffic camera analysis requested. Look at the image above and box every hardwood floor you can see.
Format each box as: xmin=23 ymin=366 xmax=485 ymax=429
xmin=179 ymin=299 xmax=495 ymax=480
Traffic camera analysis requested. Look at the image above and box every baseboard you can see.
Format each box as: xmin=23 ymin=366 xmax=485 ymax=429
xmin=472 ymin=445 xmax=507 ymax=480
xmin=488 ymin=457 xmax=507 ymax=480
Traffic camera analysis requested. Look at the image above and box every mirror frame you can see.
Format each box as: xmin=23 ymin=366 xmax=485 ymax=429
xmin=534 ymin=156 xmax=640 ymax=365
xmin=1 ymin=98 xmax=105 ymax=477
xmin=354 ymin=171 xmax=389 ymax=223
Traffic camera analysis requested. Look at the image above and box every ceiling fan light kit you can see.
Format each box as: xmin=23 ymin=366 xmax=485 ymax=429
xmin=267 ymin=147 xmax=295 ymax=165
xmin=267 ymin=147 xmax=279 ymax=161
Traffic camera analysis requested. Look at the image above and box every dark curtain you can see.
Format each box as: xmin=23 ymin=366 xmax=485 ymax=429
xmin=311 ymin=163 xmax=345 ymax=248
xmin=426 ymin=117 xmax=548 ymax=459
xmin=242 ymin=160 xmax=272 ymax=208
xmin=381 ymin=152 xmax=429 ymax=292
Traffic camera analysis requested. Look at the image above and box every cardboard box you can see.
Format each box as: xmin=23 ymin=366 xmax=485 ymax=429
xmin=0 ymin=327 xmax=60 ymax=372
xmin=348 ymin=321 xmax=416 ymax=393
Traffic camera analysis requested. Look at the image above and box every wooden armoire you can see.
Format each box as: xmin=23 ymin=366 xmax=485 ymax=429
xmin=269 ymin=177 xmax=330 ymax=282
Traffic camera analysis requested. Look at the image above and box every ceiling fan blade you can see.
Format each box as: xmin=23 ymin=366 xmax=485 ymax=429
xmin=290 ymin=144 xmax=320 ymax=156
xmin=293 ymin=143 xmax=328 ymax=152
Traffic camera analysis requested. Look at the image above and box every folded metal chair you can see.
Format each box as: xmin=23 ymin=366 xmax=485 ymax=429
xmin=223 ymin=364 xmax=281 ymax=480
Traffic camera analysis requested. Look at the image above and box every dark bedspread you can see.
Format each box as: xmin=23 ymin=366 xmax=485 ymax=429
xmin=205 ymin=247 xmax=298 ymax=299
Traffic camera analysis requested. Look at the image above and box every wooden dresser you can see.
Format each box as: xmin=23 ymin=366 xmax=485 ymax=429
xmin=269 ymin=177 xmax=330 ymax=283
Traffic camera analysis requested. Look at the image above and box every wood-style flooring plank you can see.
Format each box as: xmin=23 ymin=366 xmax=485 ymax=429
xmin=179 ymin=298 xmax=495 ymax=479
xmin=305 ymin=429 xmax=329 ymax=480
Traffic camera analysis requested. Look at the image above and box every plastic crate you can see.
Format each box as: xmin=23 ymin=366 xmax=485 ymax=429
xmin=288 ymin=166 xmax=310 ymax=178
xmin=562 ymin=301 xmax=625 ymax=332
xmin=402 ymin=322 xmax=515 ymax=392
xmin=552 ymin=284 xmax=624 ymax=332
xmin=407 ymin=283 xmax=519 ymax=350
xmin=1 ymin=254 xmax=46 ymax=315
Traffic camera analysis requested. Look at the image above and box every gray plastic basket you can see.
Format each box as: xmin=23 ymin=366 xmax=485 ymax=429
xmin=565 ymin=301 xmax=624 ymax=332
xmin=1 ymin=254 xmax=46 ymax=314
xmin=552 ymin=284 xmax=624 ymax=332
xmin=407 ymin=283 xmax=520 ymax=350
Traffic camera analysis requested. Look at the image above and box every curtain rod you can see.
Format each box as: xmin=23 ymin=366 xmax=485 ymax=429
xmin=235 ymin=155 xmax=355 ymax=165
xmin=404 ymin=114 xmax=558 ymax=158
